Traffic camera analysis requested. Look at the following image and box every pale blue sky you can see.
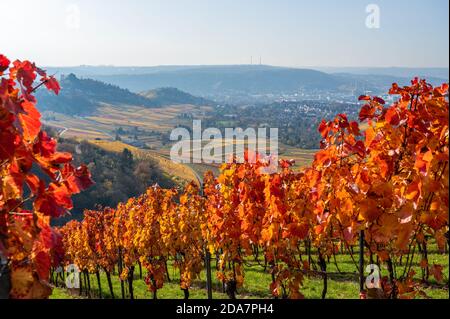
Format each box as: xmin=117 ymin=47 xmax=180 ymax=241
xmin=1 ymin=0 xmax=448 ymax=67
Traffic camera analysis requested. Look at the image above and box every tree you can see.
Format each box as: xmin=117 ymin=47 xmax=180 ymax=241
xmin=0 ymin=54 xmax=93 ymax=298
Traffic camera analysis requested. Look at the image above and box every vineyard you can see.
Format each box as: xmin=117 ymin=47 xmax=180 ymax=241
xmin=0 ymin=55 xmax=449 ymax=299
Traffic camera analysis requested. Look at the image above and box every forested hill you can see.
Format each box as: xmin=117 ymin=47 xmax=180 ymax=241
xmin=52 ymin=138 xmax=175 ymax=225
xmin=35 ymin=73 xmax=158 ymax=115
xmin=35 ymin=74 xmax=212 ymax=116
xmin=140 ymin=87 xmax=213 ymax=106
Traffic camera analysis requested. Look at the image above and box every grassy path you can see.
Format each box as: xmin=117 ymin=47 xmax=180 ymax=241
xmin=51 ymin=252 xmax=449 ymax=299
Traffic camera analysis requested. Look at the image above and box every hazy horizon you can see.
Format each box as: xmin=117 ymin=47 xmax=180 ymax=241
xmin=41 ymin=64 xmax=450 ymax=69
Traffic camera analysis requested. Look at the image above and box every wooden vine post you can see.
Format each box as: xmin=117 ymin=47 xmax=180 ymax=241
xmin=359 ymin=230 xmax=365 ymax=298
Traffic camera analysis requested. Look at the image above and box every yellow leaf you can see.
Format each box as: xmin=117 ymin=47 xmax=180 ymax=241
xmin=365 ymin=127 xmax=376 ymax=148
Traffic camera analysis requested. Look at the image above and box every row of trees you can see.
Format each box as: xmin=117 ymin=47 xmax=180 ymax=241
xmin=61 ymin=183 xmax=205 ymax=299
xmin=60 ymin=78 xmax=449 ymax=299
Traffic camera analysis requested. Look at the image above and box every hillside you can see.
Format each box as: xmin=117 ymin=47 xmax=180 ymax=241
xmin=54 ymin=138 xmax=175 ymax=224
xmin=36 ymin=73 xmax=158 ymax=115
xmin=89 ymin=140 xmax=200 ymax=186
xmin=140 ymin=87 xmax=213 ymax=106
xmin=88 ymin=65 xmax=345 ymax=95
xmin=36 ymin=74 xmax=213 ymax=116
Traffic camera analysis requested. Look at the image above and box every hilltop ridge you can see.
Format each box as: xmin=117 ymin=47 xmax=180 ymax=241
xmin=36 ymin=74 xmax=211 ymax=116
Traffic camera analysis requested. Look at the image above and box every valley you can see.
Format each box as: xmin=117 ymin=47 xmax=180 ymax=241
xmin=37 ymin=66 xmax=447 ymax=211
xmin=37 ymin=71 xmax=325 ymax=193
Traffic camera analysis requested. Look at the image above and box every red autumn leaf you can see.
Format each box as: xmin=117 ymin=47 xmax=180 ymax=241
xmin=385 ymin=107 xmax=400 ymax=126
xmin=343 ymin=226 xmax=354 ymax=242
xmin=0 ymin=106 xmax=15 ymax=129
xmin=25 ymin=174 xmax=40 ymax=195
xmin=0 ymin=130 xmax=18 ymax=160
xmin=0 ymin=54 xmax=10 ymax=73
xmin=430 ymin=264 xmax=444 ymax=282
xmin=353 ymin=140 xmax=366 ymax=158
xmin=280 ymin=159 xmax=295 ymax=169
xmin=389 ymin=83 xmax=400 ymax=94
xmin=337 ymin=115 xmax=349 ymax=129
xmin=358 ymin=95 xmax=371 ymax=101
xmin=50 ymin=232 xmax=65 ymax=267
xmin=63 ymin=164 xmax=94 ymax=194
xmin=13 ymin=60 xmax=37 ymax=94
xmin=373 ymin=97 xmax=386 ymax=105
xmin=314 ymin=150 xmax=332 ymax=168
xmin=49 ymin=184 xmax=73 ymax=208
xmin=433 ymin=83 xmax=449 ymax=97
xmin=33 ymin=250 xmax=51 ymax=281
xmin=35 ymin=67 xmax=47 ymax=77
xmin=18 ymin=100 xmax=41 ymax=142
xmin=349 ymin=121 xmax=360 ymax=136
xmin=38 ymin=224 xmax=55 ymax=249
xmin=359 ymin=104 xmax=375 ymax=122
xmin=318 ymin=119 xmax=329 ymax=138
xmin=33 ymin=131 xmax=56 ymax=157
xmin=244 ymin=149 xmax=258 ymax=163
xmin=34 ymin=183 xmax=73 ymax=217
xmin=337 ymin=113 xmax=349 ymax=122
xmin=419 ymin=259 xmax=428 ymax=269
xmin=360 ymin=199 xmax=382 ymax=222
xmin=50 ymin=152 xmax=73 ymax=165
xmin=43 ymin=76 xmax=60 ymax=95
xmin=287 ymin=223 xmax=308 ymax=240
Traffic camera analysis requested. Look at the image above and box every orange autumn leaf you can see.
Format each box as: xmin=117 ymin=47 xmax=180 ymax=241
xmin=365 ymin=126 xmax=376 ymax=148
xmin=18 ymin=100 xmax=41 ymax=142
xmin=430 ymin=264 xmax=444 ymax=282
xmin=405 ymin=179 xmax=422 ymax=202
xmin=385 ymin=107 xmax=400 ymax=126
